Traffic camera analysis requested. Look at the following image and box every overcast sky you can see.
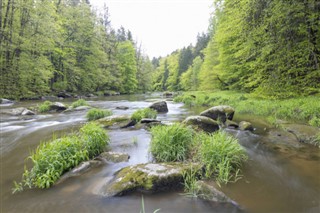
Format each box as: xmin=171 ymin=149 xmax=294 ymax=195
xmin=90 ymin=0 xmax=213 ymax=58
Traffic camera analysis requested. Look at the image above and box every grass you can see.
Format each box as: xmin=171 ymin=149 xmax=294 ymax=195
xmin=71 ymin=99 xmax=88 ymax=108
xmin=13 ymin=123 xmax=109 ymax=192
xmin=150 ymin=123 xmax=194 ymax=162
xmin=131 ymin=108 xmax=157 ymax=122
xmin=196 ymin=131 xmax=247 ymax=185
xmin=182 ymin=166 xmax=201 ymax=197
xmin=174 ymin=91 xmax=320 ymax=127
xmin=86 ymin=108 xmax=113 ymax=121
xmin=38 ymin=101 xmax=52 ymax=113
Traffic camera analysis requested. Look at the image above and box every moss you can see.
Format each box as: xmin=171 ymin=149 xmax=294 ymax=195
xmin=97 ymin=115 xmax=131 ymax=128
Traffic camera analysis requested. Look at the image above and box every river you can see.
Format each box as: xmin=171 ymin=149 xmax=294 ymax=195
xmin=1 ymin=93 xmax=319 ymax=213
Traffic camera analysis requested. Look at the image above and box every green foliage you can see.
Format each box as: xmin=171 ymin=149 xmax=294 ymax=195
xmin=38 ymin=101 xmax=52 ymax=113
xmin=150 ymin=124 xmax=194 ymax=162
xmin=182 ymin=166 xmax=201 ymax=197
xmin=71 ymin=99 xmax=88 ymax=108
xmin=13 ymin=123 xmax=109 ymax=191
xmin=86 ymin=108 xmax=112 ymax=121
xmin=131 ymin=108 xmax=157 ymax=122
xmin=197 ymin=131 xmax=247 ymax=184
xmin=309 ymin=116 xmax=320 ymax=128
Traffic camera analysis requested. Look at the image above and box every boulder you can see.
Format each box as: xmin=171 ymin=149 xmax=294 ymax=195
xmin=64 ymin=106 xmax=91 ymax=113
xmin=196 ymin=181 xmax=237 ymax=204
xmin=116 ymin=106 xmax=129 ymax=110
xmin=183 ymin=116 xmax=219 ymax=133
xmin=1 ymin=107 xmax=26 ymax=116
xmin=98 ymin=152 xmax=130 ymax=163
xmin=103 ymin=163 xmax=202 ymax=196
xmin=0 ymin=98 xmax=14 ymax=105
xmin=97 ymin=114 xmax=134 ymax=129
xmin=140 ymin=118 xmax=161 ymax=124
xmin=21 ymin=109 xmax=36 ymax=116
xmin=57 ymin=91 xmax=72 ymax=98
xmin=200 ymin=105 xmax=235 ymax=123
xmin=163 ymin=91 xmax=174 ymax=97
xmin=49 ymin=102 xmax=67 ymax=111
xmin=239 ymin=121 xmax=254 ymax=131
xmin=226 ymin=120 xmax=239 ymax=128
xmin=149 ymin=101 xmax=168 ymax=113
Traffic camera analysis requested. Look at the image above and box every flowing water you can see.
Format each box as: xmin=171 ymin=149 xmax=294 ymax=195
xmin=1 ymin=93 xmax=319 ymax=213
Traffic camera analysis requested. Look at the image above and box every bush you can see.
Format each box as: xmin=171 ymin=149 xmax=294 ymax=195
xmin=150 ymin=123 xmax=194 ymax=162
xmin=86 ymin=108 xmax=112 ymax=121
xmin=38 ymin=101 xmax=52 ymax=113
xmin=197 ymin=131 xmax=247 ymax=184
xmin=13 ymin=123 xmax=109 ymax=192
xmin=71 ymin=99 xmax=88 ymax=108
xmin=131 ymin=108 xmax=157 ymax=122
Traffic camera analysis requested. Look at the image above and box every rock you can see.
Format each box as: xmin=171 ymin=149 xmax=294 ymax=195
xmin=183 ymin=116 xmax=219 ymax=133
xmin=57 ymin=91 xmax=72 ymax=98
xmin=41 ymin=96 xmax=58 ymax=101
xmin=280 ymin=123 xmax=320 ymax=145
xmin=87 ymin=93 xmax=95 ymax=97
xmin=196 ymin=180 xmax=238 ymax=204
xmin=1 ymin=107 xmax=26 ymax=116
xmin=49 ymin=102 xmax=67 ymax=111
xmin=140 ymin=118 xmax=161 ymax=124
xmin=163 ymin=91 xmax=174 ymax=97
xmin=0 ymin=98 xmax=14 ymax=105
xmin=226 ymin=120 xmax=239 ymax=128
xmin=103 ymin=163 xmax=202 ymax=196
xmin=64 ymin=106 xmax=91 ymax=113
xmin=97 ymin=115 xmax=133 ymax=129
xmin=56 ymin=160 xmax=102 ymax=184
xmin=116 ymin=106 xmax=129 ymax=110
xmin=239 ymin=121 xmax=254 ymax=131
xmin=21 ymin=109 xmax=35 ymax=116
xmin=149 ymin=101 xmax=168 ymax=113
xmin=200 ymin=105 xmax=235 ymax=123
xmin=98 ymin=152 xmax=130 ymax=163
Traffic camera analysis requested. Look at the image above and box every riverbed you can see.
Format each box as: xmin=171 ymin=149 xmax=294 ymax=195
xmin=1 ymin=93 xmax=319 ymax=212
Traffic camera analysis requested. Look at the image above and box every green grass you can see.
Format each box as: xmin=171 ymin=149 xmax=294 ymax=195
xmin=71 ymin=99 xmax=88 ymax=108
xmin=86 ymin=108 xmax=113 ymax=121
xmin=196 ymin=131 xmax=247 ymax=185
xmin=13 ymin=123 xmax=109 ymax=192
xmin=38 ymin=101 xmax=52 ymax=113
xmin=150 ymin=123 xmax=194 ymax=162
xmin=182 ymin=166 xmax=201 ymax=197
xmin=174 ymin=91 xmax=320 ymax=127
xmin=131 ymin=108 xmax=157 ymax=122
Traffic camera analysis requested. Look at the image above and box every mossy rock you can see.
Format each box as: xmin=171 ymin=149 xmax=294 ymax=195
xmin=98 ymin=151 xmax=130 ymax=163
xmin=149 ymin=101 xmax=168 ymax=113
xmin=239 ymin=121 xmax=254 ymax=131
xmin=97 ymin=115 xmax=133 ymax=129
xmin=104 ymin=162 xmax=202 ymax=196
xmin=200 ymin=105 xmax=235 ymax=123
xmin=183 ymin=116 xmax=219 ymax=133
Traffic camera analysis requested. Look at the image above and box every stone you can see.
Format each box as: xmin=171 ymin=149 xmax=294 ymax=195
xmin=183 ymin=116 xmax=219 ymax=133
xmin=239 ymin=121 xmax=254 ymax=131
xmin=280 ymin=123 xmax=320 ymax=146
xmin=57 ymin=91 xmax=72 ymax=98
xmin=140 ymin=118 xmax=161 ymax=124
xmin=116 ymin=106 xmax=129 ymax=110
xmin=226 ymin=120 xmax=239 ymax=128
xmin=200 ymin=105 xmax=235 ymax=123
xmin=49 ymin=102 xmax=67 ymax=111
xmin=64 ymin=106 xmax=91 ymax=113
xmin=97 ymin=114 xmax=133 ymax=129
xmin=103 ymin=163 xmax=202 ymax=196
xmin=163 ymin=91 xmax=174 ymax=97
xmin=98 ymin=152 xmax=130 ymax=163
xmin=0 ymin=98 xmax=14 ymax=105
xmin=149 ymin=101 xmax=168 ymax=113
xmin=21 ymin=109 xmax=35 ymax=116
xmin=1 ymin=107 xmax=26 ymax=116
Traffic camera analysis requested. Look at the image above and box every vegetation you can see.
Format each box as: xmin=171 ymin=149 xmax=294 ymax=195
xmin=131 ymin=108 xmax=157 ymax=122
xmin=174 ymin=91 xmax=320 ymax=127
xmin=13 ymin=123 xmax=109 ymax=192
xmin=71 ymin=99 xmax=88 ymax=108
xmin=86 ymin=108 xmax=112 ymax=121
xmin=182 ymin=166 xmax=201 ymax=197
xmin=38 ymin=101 xmax=52 ymax=113
xmin=150 ymin=124 xmax=194 ymax=162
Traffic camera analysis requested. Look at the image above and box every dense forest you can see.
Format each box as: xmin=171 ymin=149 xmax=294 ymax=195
xmin=1 ymin=0 xmax=319 ymax=100
xmin=154 ymin=0 xmax=320 ymax=98
xmin=0 ymin=0 xmax=155 ymax=99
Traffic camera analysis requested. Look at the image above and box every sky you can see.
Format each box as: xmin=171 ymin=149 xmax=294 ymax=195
xmin=90 ymin=0 xmax=213 ymax=58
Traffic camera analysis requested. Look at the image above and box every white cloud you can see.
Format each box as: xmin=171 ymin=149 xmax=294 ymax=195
xmin=91 ymin=0 xmax=213 ymax=58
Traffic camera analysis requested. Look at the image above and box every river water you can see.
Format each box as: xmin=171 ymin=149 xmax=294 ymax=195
xmin=1 ymin=93 xmax=319 ymax=213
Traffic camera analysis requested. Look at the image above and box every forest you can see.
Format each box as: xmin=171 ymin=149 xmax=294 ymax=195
xmin=1 ymin=0 xmax=319 ymax=99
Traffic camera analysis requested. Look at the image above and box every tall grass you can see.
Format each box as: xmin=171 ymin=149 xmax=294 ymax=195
xmin=71 ymin=99 xmax=88 ymax=108
xmin=174 ymin=91 xmax=320 ymax=127
xmin=13 ymin=123 xmax=109 ymax=192
xmin=197 ymin=131 xmax=247 ymax=185
xmin=38 ymin=101 xmax=52 ymax=113
xmin=131 ymin=108 xmax=157 ymax=122
xmin=150 ymin=123 xmax=194 ymax=162
xmin=86 ymin=108 xmax=112 ymax=121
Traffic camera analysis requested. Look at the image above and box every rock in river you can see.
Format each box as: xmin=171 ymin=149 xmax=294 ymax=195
xmin=183 ymin=116 xmax=219 ymax=133
xmin=103 ymin=163 xmax=202 ymax=196
xmin=97 ymin=114 xmax=134 ymax=129
xmin=1 ymin=107 xmax=35 ymax=116
xmin=98 ymin=151 xmax=130 ymax=163
xmin=149 ymin=101 xmax=168 ymax=113
xmin=239 ymin=121 xmax=254 ymax=131
xmin=200 ymin=105 xmax=235 ymax=123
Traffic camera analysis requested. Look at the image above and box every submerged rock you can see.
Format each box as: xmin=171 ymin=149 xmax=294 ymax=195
xmin=103 ymin=163 xmax=202 ymax=196
xmin=64 ymin=106 xmax=91 ymax=113
xmin=149 ymin=101 xmax=168 ymax=113
xmin=200 ymin=105 xmax=235 ymax=123
xmin=97 ymin=114 xmax=133 ymax=129
xmin=116 ymin=106 xmax=129 ymax=110
xmin=280 ymin=123 xmax=320 ymax=146
xmin=98 ymin=152 xmax=130 ymax=163
xmin=183 ymin=116 xmax=219 ymax=133
xmin=239 ymin=121 xmax=254 ymax=131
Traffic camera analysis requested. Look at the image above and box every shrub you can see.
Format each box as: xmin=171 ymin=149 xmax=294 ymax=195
xmin=71 ymin=99 xmax=88 ymax=108
xmin=131 ymin=108 xmax=157 ymax=122
xmin=197 ymin=131 xmax=247 ymax=184
xmin=13 ymin=123 xmax=109 ymax=192
xmin=150 ymin=123 xmax=194 ymax=162
xmin=38 ymin=101 xmax=52 ymax=113
xmin=86 ymin=108 xmax=112 ymax=121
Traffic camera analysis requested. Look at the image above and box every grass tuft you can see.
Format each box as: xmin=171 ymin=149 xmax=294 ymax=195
xmin=86 ymin=108 xmax=112 ymax=121
xmin=131 ymin=108 xmax=157 ymax=122
xmin=71 ymin=99 xmax=88 ymax=108
xmin=38 ymin=101 xmax=52 ymax=113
